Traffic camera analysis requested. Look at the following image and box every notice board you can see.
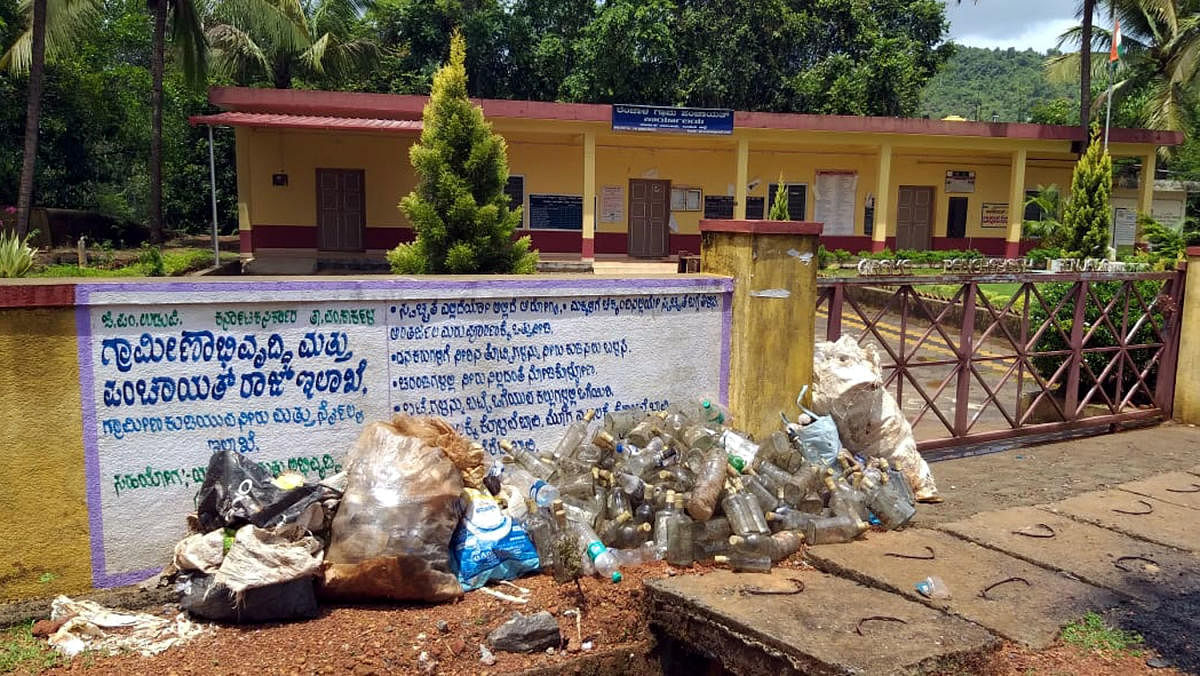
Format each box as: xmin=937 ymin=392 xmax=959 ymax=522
xmin=813 ymin=171 xmax=857 ymax=235
xmin=529 ymin=194 xmax=583 ymax=230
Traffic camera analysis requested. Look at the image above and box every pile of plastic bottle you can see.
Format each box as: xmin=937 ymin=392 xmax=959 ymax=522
xmin=494 ymin=399 xmax=917 ymax=583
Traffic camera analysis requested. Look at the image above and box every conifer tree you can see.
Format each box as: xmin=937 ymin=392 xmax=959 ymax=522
xmin=1061 ymin=126 xmax=1113 ymax=259
xmin=769 ymin=172 xmax=789 ymax=220
xmin=388 ymin=32 xmax=538 ymax=274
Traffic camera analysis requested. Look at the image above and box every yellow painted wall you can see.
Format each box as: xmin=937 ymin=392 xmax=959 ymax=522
xmin=507 ymin=138 xmax=584 ymax=229
xmin=242 ymin=129 xmax=418 ymax=231
xmin=0 ymin=309 xmax=93 ymax=601
xmin=594 ymin=144 xmax=739 ymax=235
xmin=1175 ymin=252 xmax=1200 ymax=424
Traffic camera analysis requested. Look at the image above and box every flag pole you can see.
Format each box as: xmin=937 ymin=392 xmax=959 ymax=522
xmin=1103 ymin=59 xmax=1114 ymax=151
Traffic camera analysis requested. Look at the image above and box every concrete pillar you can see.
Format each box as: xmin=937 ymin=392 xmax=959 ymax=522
xmin=1139 ymin=152 xmax=1157 ymax=236
xmin=871 ymin=143 xmax=892 ymax=253
xmin=699 ymin=219 xmax=822 ymax=439
xmin=1174 ymin=248 xmax=1200 ymax=423
xmin=582 ymin=131 xmax=596 ymax=260
xmin=734 ymin=138 xmax=749 ymax=220
xmin=1004 ymin=148 xmax=1027 ymax=259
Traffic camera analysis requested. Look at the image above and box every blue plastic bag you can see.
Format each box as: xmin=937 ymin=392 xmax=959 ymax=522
xmin=449 ymin=488 xmax=540 ymax=591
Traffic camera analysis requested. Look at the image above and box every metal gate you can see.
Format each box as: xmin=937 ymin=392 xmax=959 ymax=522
xmin=816 ymin=268 xmax=1185 ymax=459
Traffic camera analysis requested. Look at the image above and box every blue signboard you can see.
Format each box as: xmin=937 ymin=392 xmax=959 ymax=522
xmin=612 ymin=105 xmax=734 ymax=135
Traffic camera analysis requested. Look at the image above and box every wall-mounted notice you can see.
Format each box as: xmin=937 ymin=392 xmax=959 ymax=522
xmin=813 ymin=171 xmax=857 ymax=236
xmin=528 ymin=194 xmax=583 ymax=230
xmin=980 ymin=202 xmax=1009 ymax=228
xmin=612 ymin=105 xmax=734 ymax=135
xmin=1114 ymin=207 xmax=1137 ymax=245
xmin=78 ymin=278 xmax=731 ymax=586
xmin=946 ymin=170 xmax=976 ymax=193
xmin=600 ymin=186 xmax=624 ymax=222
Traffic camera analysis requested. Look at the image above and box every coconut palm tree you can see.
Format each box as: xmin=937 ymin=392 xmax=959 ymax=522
xmin=204 ymin=0 xmax=376 ymax=89
xmin=1050 ymin=0 xmax=1200 ymax=134
xmin=2 ymin=0 xmax=100 ymax=236
xmin=149 ymin=0 xmax=206 ymax=243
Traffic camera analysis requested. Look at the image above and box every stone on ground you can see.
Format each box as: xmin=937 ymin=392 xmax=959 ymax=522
xmin=486 ymin=611 xmax=561 ymax=653
xmin=646 ymin=568 xmax=995 ymax=675
xmin=804 ymin=529 xmax=1119 ymax=648
xmin=937 ymin=506 xmax=1200 ymax=606
xmin=1040 ymin=490 xmax=1200 ymax=553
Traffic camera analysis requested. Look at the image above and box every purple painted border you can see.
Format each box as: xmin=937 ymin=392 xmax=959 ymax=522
xmin=73 ymin=276 xmax=734 ymax=587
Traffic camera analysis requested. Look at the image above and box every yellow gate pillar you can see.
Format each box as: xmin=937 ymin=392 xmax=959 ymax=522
xmin=699 ymin=219 xmax=822 ymax=439
xmin=734 ymin=138 xmax=749 ymax=220
xmin=1005 ymin=148 xmax=1027 ymax=259
xmin=1174 ymin=248 xmax=1200 ymax=423
xmin=582 ymin=131 xmax=596 ymax=260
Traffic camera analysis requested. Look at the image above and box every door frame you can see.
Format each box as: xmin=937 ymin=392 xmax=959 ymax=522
xmin=627 ymin=178 xmax=672 ymax=258
xmin=896 ymin=184 xmax=935 ymax=251
xmin=315 ymin=168 xmax=367 ymax=252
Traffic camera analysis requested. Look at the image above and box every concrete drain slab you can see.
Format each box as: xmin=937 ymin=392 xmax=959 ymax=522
xmin=1040 ymin=489 xmax=1200 ymax=553
xmin=938 ymin=506 xmax=1200 ymax=606
xmin=804 ymin=529 xmax=1119 ymax=648
xmin=645 ymin=568 xmax=995 ymax=676
xmin=1116 ymin=471 xmax=1200 ymax=511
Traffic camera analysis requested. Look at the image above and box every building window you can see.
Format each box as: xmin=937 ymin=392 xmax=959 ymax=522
xmin=506 ymin=175 xmax=525 ymax=224
xmin=1023 ymin=189 xmax=1045 ymax=222
xmin=767 ymin=183 xmax=807 ymax=220
xmin=746 ymin=196 xmax=765 ymax=219
xmin=946 ymin=196 xmax=968 ymax=238
xmin=702 ymin=195 xmax=734 ymax=219
xmin=671 ymin=186 xmax=702 ymax=211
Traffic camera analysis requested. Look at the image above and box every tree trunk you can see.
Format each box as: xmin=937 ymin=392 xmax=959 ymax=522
xmin=15 ymin=0 xmax=48 ymax=237
xmin=149 ymin=0 xmax=167 ymax=244
xmin=273 ymin=61 xmax=291 ymax=89
xmin=1080 ymin=0 xmax=1093 ymax=140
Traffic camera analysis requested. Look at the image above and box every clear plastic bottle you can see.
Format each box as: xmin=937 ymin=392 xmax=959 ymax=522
xmin=618 ymin=438 xmax=677 ymax=477
xmin=721 ymin=489 xmax=770 ymax=537
xmin=634 ymin=501 xmax=655 ymax=526
xmin=570 ymin=520 xmax=623 ymax=582
xmin=825 ymin=476 xmax=870 ymax=522
xmin=555 ymin=469 xmax=596 ymax=500
xmin=603 ymin=408 xmax=645 ymax=439
xmin=743 ymin=474 xmax=782 ymax=512
xmin=861 ymin=477 xmax=916 ymax=530
xmin=610 ymin=540 xmax=660 ymax=567
xmin=767 ymin=530 xmax=804 ymax=562
xmin=758 ymin=431 xmax=800 ymax=473
xmin=657 ymin=466 xmax=696 ymax=492
xmin=665 ymin=498 xmax=695 ymax=567
xmin=501 ymin=440 xmax=556 ymax=481
xmin=680 ymin=424 xmax=719 ymax=452
xmin=519 ymin=501 xmax=557 ymax=569
xmin=720 ymin=429 xmax=760 ymax=470
xmin=627 ymin=411 xmax=666 ymax=447
xmin=766 ymin=506 xmax=823 ymax=532
xmin=804 ymin=514 xmax=868 ymax=545
xmin=606 ymin=486 xmax=633 ymax=522
xmin=503 ymin=465 xmax=561 ymax=508
xmin=687 ymin=445 xmax=727 ymax=521
xmin=719 ymin=534 xmax=772 ymax=572
xmin=552 ymin=409 xmax=596 ymax=461
xmin=653 ymin=490 xmax=678 ymax=553
xmin=561 ymin=495 xmax=601 ymax=528
xmin=609 ymin=469 xmax=647 ymax=498
xmin=697 ymin=398 xmax=730 ymax=426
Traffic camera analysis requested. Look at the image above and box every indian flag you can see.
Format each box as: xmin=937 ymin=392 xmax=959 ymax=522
xmin=1110 ymin=20 xmax=1125 ymax=62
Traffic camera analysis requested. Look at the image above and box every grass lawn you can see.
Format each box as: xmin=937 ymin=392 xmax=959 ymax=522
xmin=31 ymin=248 xmax=238 ymax=278
xmin=819 ymin=266 xmax=1026 ymax=311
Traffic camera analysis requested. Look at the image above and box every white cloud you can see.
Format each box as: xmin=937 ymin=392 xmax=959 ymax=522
xmin=955 ymin=18 xmax=1078 ymax=52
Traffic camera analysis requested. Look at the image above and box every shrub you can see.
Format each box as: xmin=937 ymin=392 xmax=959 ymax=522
xmin=769 ymin=172 xmax=789 ymax=220
xmin=832 ymin=248 xmax=853 ymax=263
xmin=1061 ymin=127 xmax=1113 ymax=259
xmin=1025 ymin=246 xmax=1064 ymax=267
xmin=1028 ymin=278 xmax=1169 ymax=404
xmin=388 ymin=32 xmax=538 ymax=274
xmin=137 ymin=244 xmax=166 ymax=277
xmin=817 ymin=244 xmax=833 ymax=269
xmin=0 ymin=230 xmax=37 ymax=278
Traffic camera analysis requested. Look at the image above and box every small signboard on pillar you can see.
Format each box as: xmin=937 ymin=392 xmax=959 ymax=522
xmin=980 ymin=202 xmax=1008 ymax=229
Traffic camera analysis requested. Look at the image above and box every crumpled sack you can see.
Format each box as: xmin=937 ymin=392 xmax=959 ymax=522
xmin=810 ymin=335 xmax=939 ymax=501
xmin=194 ymin=450 xmax=330 ymax=532
xmin=449 ymin=488 xmax=540 ymax=591
xmin=47 ymin=596 xmax=208 ymax=657
xmin=214 ymin=524 xmax=323 ymax=594
xmin=173 ymin=529 xmax=227 ymax=574
xmin=391 ymin=415 xmax=486 ymax=490
xmin=321 ymin=418 xmax=464 ymax=602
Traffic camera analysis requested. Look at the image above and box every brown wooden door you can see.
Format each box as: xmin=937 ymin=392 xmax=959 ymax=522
xmin=896 ymin=186 xmax=934 ymax=251
xmin=628 ymin=179 xmax=670 ymax=258
xmin=316 ymin=169 xmax=365 ymax=251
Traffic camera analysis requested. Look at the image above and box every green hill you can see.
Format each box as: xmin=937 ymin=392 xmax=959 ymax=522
xmin=920 ymin=45 xmax=1078 ymax=123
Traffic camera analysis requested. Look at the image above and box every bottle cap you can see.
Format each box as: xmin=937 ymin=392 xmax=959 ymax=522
xmin=584 ymin=409 xmax=596 ymax=422
xmin=499 ymin=440 xmax=514 ymax=452
xmin=765 ymin=511 xmax=778 ymax=521
xmin=639 ymin=522 xmax=652 ymax=532
xmin=714 ymin=555 xmax=729 ymax=564
xmin=611 ymin=571 xmax=622 ymax=583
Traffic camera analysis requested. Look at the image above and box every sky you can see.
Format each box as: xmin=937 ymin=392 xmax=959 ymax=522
xmin=942 ymin=0 xmax=1084 ymax=53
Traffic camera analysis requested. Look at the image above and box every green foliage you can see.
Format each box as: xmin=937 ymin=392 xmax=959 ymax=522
xmin=389 ymin=33 xmax=537 ymax=275
xmin=1061 ymin=127 xmax=1113 ymax=259
xmin=0 ymin=621 xmax=60 ymax=673
xmin=1062 ymin=612 xmax=1143 ymax=656
xmin=137 ymin=242 xmax=165 ymax=276
xmin=1028 ymin=279 xmax=1169 ymax=402
xmin=1022 ymin=184 xmax=1067 ymax=248
xmin=0 ymin=228 xmax=36 ymax=277
xmin=768 ymin=173 xmax=789 ymax=220
xmin=919 ymin=46 xmax=1077 ymax=121
xmin=1025 ymin=245 xmax=1064 ymax=267
xmin=832 ymin=248 xmax=853 ymax=263
xmin=857 ymin=248 xmax=984 ymax=264
xmin=816 ymin=244 xmax=833 ymax=270
xmin=1141 ymin=214 xmax=1185 ymax=262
